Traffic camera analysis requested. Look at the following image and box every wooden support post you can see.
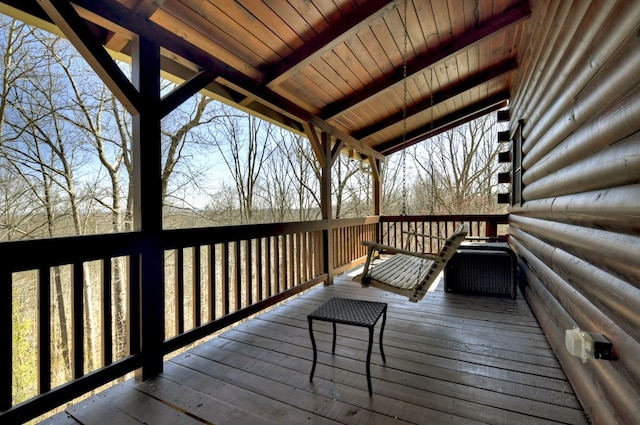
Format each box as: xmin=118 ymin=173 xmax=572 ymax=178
xmin=370 ymin=157 xmax=382 ymax=216
xmin=131 ymin=36 xmax=164 ymax=380
xmin=320 ymin=132 xmax=334 ymax=285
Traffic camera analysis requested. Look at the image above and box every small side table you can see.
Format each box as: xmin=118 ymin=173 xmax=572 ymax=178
xmin=307 ymin=297 xmax=387 ymax=396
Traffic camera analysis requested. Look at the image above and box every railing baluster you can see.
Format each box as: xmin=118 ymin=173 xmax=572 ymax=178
xmin=72 ymin=263 xmax=85 ymax=379
xmin=102 ymin=258 xmax=113 ymax=366
xmin=128 ymin=255 xmax=140 ymax=356
xmin=265 ymin=237 xmax=272 ymax=297
xmin=207 ymin=244 xmax=215 ymax=322
xmin=234 ymin=241 xmax=241 ymax=311
xmin=175 ymin=249 xmax=184 ymax=334
xmin=221 ymin=243 xmax=229 ymax=316
xmin=245 ymin=240 xmax=252 ymax=306
xmin=295 ymin=233 xmax=302 ymax=286
xmin=193 ymin=246 xmax=201 ymax=328
xmin=257 ymin=238 xmax=263 ymax=301
xmin=273 ymin=236 xmax=280 ymax=294
xmin=38 ymin=267 xmax=51 ymax=394
xmin=288 ymin=234 xmax=294 ymax=290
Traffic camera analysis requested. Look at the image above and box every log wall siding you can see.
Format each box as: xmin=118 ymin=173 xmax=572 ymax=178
xmin=508 ymin=1 xmax=640 ymax=424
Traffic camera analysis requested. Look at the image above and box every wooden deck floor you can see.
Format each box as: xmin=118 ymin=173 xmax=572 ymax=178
xmin=44 ymin=273 xmax=587 ymax=425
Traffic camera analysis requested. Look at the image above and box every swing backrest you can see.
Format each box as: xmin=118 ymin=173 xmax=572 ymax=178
xmin=437 ymin=225 xmax=469 ymax=261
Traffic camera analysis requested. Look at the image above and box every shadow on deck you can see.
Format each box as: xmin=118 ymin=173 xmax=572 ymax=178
xmin=43 ymin=272 xmax=587 ymax=425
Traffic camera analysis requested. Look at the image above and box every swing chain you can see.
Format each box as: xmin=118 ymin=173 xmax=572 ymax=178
xmin=400 ymin=0 xmax=409 ymax=216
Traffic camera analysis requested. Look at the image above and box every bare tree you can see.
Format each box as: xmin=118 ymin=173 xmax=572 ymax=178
xmin=258 ymin=128 xmax=322 ymax=222
xmin=209 ymin=105 xmax=274 ymax=224
xmin=410 ymin=114 xmax=503 ymax=214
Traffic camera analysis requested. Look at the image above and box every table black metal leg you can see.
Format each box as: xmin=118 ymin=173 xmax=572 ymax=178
xmin=366 ymin=326 xmax=374 ymax=396
xmin=331 ymin=321 xmax=337 ymax=354
xmin=308 ymin=317 xmax=317 ymax=381
xmin=379 ymin=306 xmax=387 ymax=363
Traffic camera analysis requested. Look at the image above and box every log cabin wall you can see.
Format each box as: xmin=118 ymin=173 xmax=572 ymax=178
xmin=507 ymin=1 xmax=640 ymax=424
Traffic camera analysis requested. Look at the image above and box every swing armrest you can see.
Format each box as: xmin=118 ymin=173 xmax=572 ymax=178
xmin=361 ymin=241 xmax=439 ymax=261
xmin=402 ymin=231 xmax=449 ymax=241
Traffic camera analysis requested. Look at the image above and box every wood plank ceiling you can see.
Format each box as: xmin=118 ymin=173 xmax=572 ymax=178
xmin=0 ymin=0 xmax=530 ymax=160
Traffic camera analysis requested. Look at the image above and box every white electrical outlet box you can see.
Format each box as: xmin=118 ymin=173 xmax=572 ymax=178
xmin=565 ymin=328 xmax=593 ymax=363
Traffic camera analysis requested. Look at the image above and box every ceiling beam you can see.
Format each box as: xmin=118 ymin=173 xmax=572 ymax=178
xmin=379 ymin=91 xmax=510 ymax=155
xmin=36 ymin=0 xmax=141 ymax=114
xmin=353 ymin=58 xmax=518 ymax=140
xmin=103 ymin=0 xmax=161 ymax=52
xmin=310 ymin=117 xmax=384 ymax=161
xmin=67 ymin=0 xmax=313 ymax=123
xmin=321 ymin=1 xmax=530 ymax=120
xmin=264 ymin=0 xmax=400 ymax=88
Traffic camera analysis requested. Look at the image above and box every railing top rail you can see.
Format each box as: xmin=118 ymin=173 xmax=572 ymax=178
xmin=379 ymin=214 xmax=508 ymax=223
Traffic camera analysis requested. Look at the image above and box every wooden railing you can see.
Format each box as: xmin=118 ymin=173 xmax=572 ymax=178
xmin=0 ymin=214 xmax=507 ymax=423
xmin=378 ymin=214 xmax=509 ymax=253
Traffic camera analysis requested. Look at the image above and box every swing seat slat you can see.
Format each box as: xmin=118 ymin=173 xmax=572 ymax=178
xmin=360 ymin=225 xmax=468 ymax=302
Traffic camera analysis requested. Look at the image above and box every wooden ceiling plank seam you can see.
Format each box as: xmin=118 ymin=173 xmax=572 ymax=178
xmin=301 ymin=61 xmax=346 ymax=102
xmin=354 ymin=57 xmax=518 ymax=140
xmin=319 ymin=49 xmax=362 ymax=95
xmin=382 ymin=96 xmax=509 ymax=155
xmin=312 ymin=0 xmax=345 ymax=25
xmin=353 ymin=27 xmax=392 ymax=81
xmin=265 ymin=0 xmax=399 ymax=88
xmin=417 ymin=0 xmax=440 ymax=52
xmin=160 ymin=1 xmax=268 ymax=75
xmin=36 ymin=0 xmax=141 ymax=114
xmin=288 ymin=0 xmax=328 ymax=33
xmin=207 ymin=0 xmax=295 ymax=65
xmin=461 ymin=0 xmax=478 ymax=31
xmin=159 ymin=70 xmax=215 ymax=119
xmin=235 ymin=0 xmax=304 ymax=53
xmin=345 ymin=33 xmax=382 ymax=84
xmin=431 ymin=0 xmax=454 ymax=45
xmin=149 ymin=8 xmax=261 ymax=79
xmin=320 ymin=0 xmax=531 ymax=120
xmin=276 ymin=76 xmax=326 ymax=113
xmin=332 ymin=42 xmax=373 ymax=90
xmin=467 ymin=43 xmax=480 ymax=76
xmin=447 ymin=0 xmax=467 ymax=37
xmin=263 ymin=1 xmax=317 ymax=43
xmin=404 ymin=0 xmax=427 ymax=59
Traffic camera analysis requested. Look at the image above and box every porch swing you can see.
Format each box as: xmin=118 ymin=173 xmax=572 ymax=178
xmin=359 ymin=0 xmax=468 ymax=302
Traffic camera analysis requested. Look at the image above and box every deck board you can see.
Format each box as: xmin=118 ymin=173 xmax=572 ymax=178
xmin=42 ymin=274 xmax=588 ymax=425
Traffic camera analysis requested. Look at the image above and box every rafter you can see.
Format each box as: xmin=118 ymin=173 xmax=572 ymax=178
xmin=264 ymin=0 xmax=400 ymax=88
xmin=379 ymin=91 xmax=510 ymax=155
xmin=66 ymin=0 xmax=312 ymax=122
xmin=321 ymin=1 xmax=530 ymax=120
xmin=36 ymin=0 xmax=141 ymax=114
xmin=353 ymin=58 xmax=518 ymax=140
xmin=103 ymin=0 xmax=161 ymax=51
